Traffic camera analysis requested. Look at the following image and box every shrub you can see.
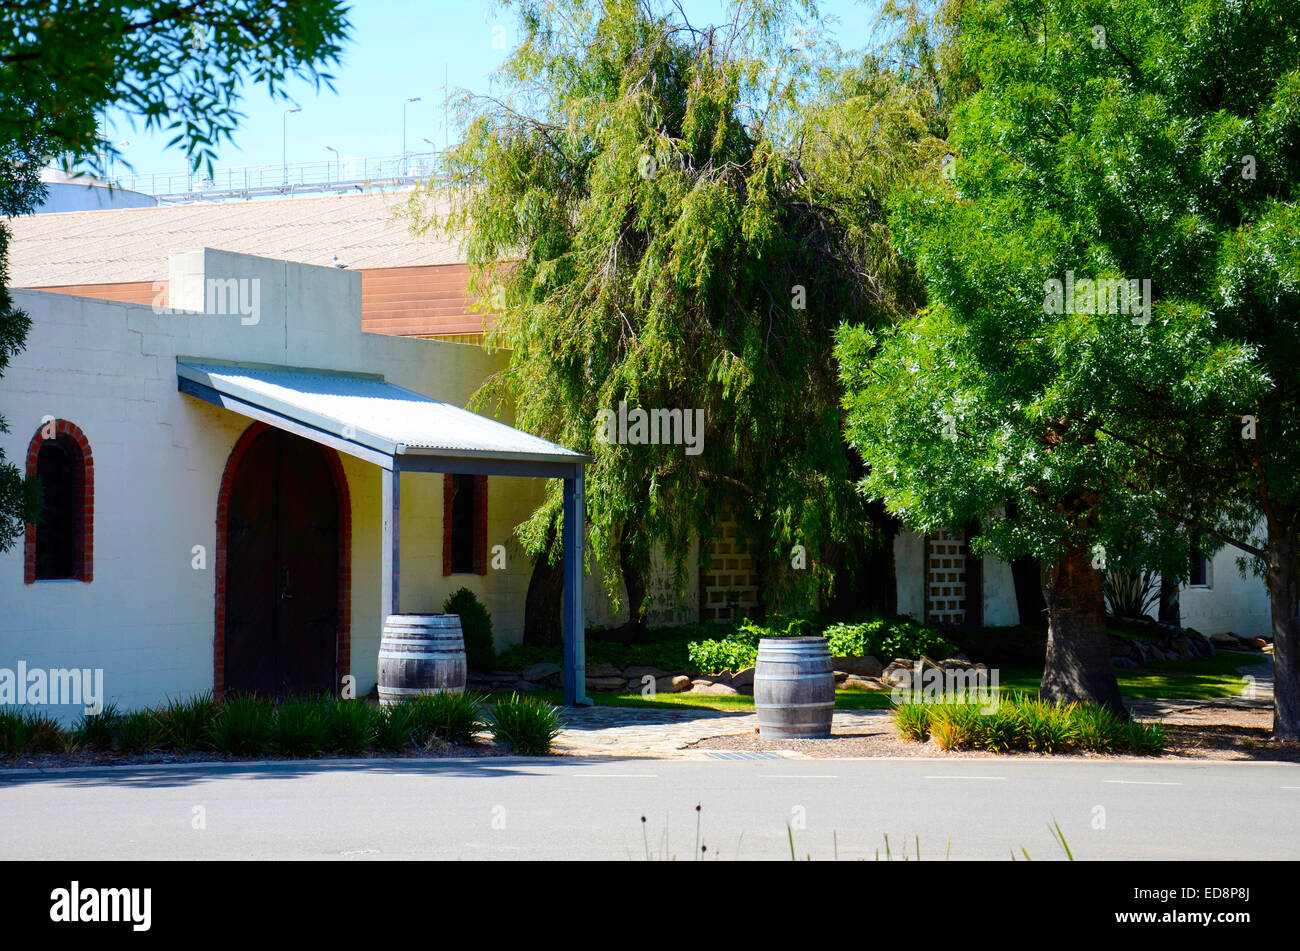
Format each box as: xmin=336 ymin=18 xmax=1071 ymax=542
xmin=486 ymin=693 xmax=562 ymax=755
xmin=373 ymin=703 xmax=414 ymax=751
xmin=687 ymin=633 xmax=760 ymax=674
xmin=158 ymin=693 xmax=219 ymax=752
xmin=119 ymin=709 xmax=165 ymax=755
xmin=78 ymin=703 xmax=122 ymax=751
xmin=273 ymin=699 xmax=328 ymax=757
xmin=408 ymin=691 xmax=485 ymax=746
xmin=1104 ymin=570 xmax=1159 ymax=620
xmin=891 ymin=692 xmax=1166 ymax=755
xmin=322 ymin=698 xmax=375 ymax=754
xmin=1072 ymin=703 xmax=1125 ymax=754
xmin=822 ymin=614 xmax=955 ymax=662
xmin=894 ymin=703 xmax=931 ymax=743
xmin=0 ymin=710 xmax=28 ymax=756
xmin=1126 ymin=720 xmax=1167 ymax=755
xmin=23 ymin=713 xmax=67 ymax=754
xmin=443 ymin=587 xmax=496 ymax=671
xmin=209 ymin=697 xmax=275 ymax=757
xmin=1015 ymin=697 xmax=1079 ymax=753
xmin=0 ymin=711 xmax=68 ymax=755
xmin=685 ymin=613 xmax=954 ymax=674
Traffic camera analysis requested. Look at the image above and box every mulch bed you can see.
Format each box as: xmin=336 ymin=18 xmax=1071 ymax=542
xmin=687 ymin=705 xmax=1300 ymax=762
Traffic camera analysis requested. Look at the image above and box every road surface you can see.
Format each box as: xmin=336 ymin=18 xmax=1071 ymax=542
xmin=2 ymin=755 xmax=1296 ymax=860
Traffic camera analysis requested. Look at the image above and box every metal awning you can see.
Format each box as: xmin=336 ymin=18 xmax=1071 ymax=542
xmin=178 ymin=357 xmax=591 ymax=705
xmin=177 ymin=359 xmax=590 ymax=476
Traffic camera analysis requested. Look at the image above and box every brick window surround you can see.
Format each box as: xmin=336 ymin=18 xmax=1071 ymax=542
xmin=213 ymin=422 xmax=352 ymax=700
xmin=442 ymin=473 xmax=487 ymax=575
xmin=24 ymin=419 xmax=93 ymax=584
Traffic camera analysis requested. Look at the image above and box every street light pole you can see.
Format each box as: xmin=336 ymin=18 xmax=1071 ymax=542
xmin=325 ymin=145 xmax=340 ymax=182
xmin=402 ymin=97 xmax=421 ymax=169
xmin=282 ymin=107 xmax=301 ymax=185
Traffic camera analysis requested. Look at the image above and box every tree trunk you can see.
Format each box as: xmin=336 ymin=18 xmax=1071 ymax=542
xmin=522 ymin=527 xmax=564 ymax=647
xmin=1039 ymin=546 xmax=1126 ymax=714
xmin=619 ymin=536 xmax=648 ymax=638
xmin=1265 ymin=517 xmax=1300 ymax=741
xmin=1158 ymin=577 xmax=1181 ymax=626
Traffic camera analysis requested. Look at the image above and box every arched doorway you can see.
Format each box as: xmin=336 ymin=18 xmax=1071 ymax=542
xmin=220 ymin=426 xmax=345 ymax=699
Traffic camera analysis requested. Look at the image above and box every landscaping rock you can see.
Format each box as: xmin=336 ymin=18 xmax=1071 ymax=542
xmin=586 ymin=676 xmax=627 ymax=692
xmin=512 ymin=681 xmax=539 ymax=691
xmin=1186 ymin=630 xmax=1215 ymax=658
xmin=1209 ymin=631 xmax=1240 ymax=647
xmin=731 ymin=667 xmax=756 ymax=688
xmin=832 ymin=656 xmax=883 ymax=678
xmin=941 ymin=656 xmax=973 ymax=670
xmin=709 ymin=670 xmax=734 ymax=686
xmin=840 ymin=675 xmax=883 ymax=691
xmin=833 ymin=670 xmax=849 ymax=683
xmin=586 ymin=663 xmax=623 ymax=680
xmin=881 ymin=662 xmax=914 ymax=687
xmin=655 ymin=674 xmax=692 ymax=694
xmin=522 ymin=662 xmax=562 ymax=682
xmin=689 ymin=681 xmax=739 ymax=696
xmin=1112 ymin=656 xmax=1139 ymax=669
xmin=1250 ymin=637 xmax=1268 ymax=649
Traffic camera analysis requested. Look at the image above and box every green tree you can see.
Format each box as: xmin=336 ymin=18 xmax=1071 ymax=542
xmin=840 ymin=0 xmax=1297 ymax=720
xmin=407 ymin=0 xmax=910 ymax=640
xmin=0 ymin=0 xmax=350 ymax=548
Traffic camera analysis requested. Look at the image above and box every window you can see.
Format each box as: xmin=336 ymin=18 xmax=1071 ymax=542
xmin=443 ymin=474 xmax=487 ymax=575
xmin=25 ymin=420 xmax=93 ymax=583
xmin=1189 ymin=552 xmax=1210 ymax=587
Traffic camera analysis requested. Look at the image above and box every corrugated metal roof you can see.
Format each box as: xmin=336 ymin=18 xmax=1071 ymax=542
xmin=7 ymin=188 xmax=461 ymax=287
xmin=178 ymin=360 xmax=587 ymax=464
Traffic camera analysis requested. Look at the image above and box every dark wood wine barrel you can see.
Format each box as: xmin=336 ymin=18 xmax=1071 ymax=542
xmin=378 ymin=614 xmax=467 ymax=705
xmin=754 ymin=637 xmax=834 ymax=738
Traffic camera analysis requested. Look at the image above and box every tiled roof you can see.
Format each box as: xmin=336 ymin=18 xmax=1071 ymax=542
xmin=6 ymin=188 xmax=463 ymax=287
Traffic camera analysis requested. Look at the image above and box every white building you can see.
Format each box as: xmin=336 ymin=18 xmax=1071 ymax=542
xmin=1 ymin=248 xmax=593 ymax=720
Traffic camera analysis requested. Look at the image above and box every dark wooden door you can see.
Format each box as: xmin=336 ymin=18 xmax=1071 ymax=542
xmin=225 ymin=429 xmax=339 ymax=699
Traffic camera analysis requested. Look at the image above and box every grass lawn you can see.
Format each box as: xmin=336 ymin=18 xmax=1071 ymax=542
xmin=487 ymin=651 xmax=1268 ymax=714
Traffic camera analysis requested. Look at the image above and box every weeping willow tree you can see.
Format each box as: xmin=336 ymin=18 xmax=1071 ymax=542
xmin=404 ymin=0 xmax=948 ymax=641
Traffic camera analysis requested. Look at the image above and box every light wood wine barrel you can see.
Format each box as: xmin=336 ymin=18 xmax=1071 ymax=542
xmin=754 ymin=637 xmax=834 ymax=738
xmin=378 ymin=614 xmax=467 ymax=705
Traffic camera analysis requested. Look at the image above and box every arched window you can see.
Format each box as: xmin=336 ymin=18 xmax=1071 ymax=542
xmin=24 ymin=420 xmax=93 ymax=583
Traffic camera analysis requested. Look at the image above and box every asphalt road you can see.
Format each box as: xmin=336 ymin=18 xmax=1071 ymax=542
xmin=2 ymin=755 xmax=1297 ymax=860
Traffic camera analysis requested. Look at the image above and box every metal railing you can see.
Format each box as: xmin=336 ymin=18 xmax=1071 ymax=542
xmin=108 ymin=152 xmax=442 ymax=203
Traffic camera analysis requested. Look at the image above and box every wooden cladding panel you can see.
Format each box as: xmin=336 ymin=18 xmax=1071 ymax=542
xmin=33 ymin=281 xmax=165 ymax=307
xmin=361 ymin=264 xmax=496 ymax=337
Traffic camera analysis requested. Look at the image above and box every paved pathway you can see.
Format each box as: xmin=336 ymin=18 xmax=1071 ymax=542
xmin=552 ymin=706 xmax=891 ymax=758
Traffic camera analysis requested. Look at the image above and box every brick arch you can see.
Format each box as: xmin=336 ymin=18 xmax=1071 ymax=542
xmin=24 ymin=418 xmax=93 ymax=584
xmin=213 ymin=422 xmax=352 ymax=699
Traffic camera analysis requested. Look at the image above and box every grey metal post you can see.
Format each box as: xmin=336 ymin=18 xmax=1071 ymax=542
xmin=562 ymin=468 xmax=589 ymax=706
xmin=381 ymin=464 xmax=400 ymax=617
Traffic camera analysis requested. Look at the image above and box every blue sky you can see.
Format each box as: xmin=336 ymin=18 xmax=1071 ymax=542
xmin=101 ymin=0 xmax=878 ymax=184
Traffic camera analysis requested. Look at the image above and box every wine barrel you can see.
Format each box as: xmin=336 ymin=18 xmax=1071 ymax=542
xmin=753 ymin=637 xmax=835 ymax=738
xmin=378 ymin=614 xmax=467 ymax=705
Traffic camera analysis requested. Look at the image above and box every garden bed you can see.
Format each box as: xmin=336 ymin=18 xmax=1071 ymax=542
xmin=687 ymin=703 xmax=1300 ymax=762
